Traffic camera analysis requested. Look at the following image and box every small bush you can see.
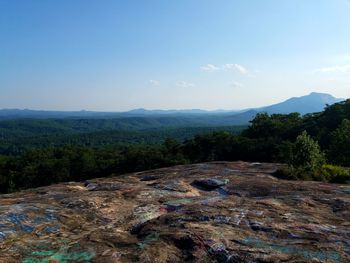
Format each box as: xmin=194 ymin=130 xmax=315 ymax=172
xmin=273 ymin=166 xmax=315 ymax=181
xmin=274 ymin=164 xmax=350 ymax=184
xmin=320 ymin=164 xmax=350 ymax=184
xmin=273 ymin=166 xmax=297 ymax=180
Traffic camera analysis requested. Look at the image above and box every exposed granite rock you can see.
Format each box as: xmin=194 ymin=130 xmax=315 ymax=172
xmin=0 ymin=161 xmax=349 ymax=262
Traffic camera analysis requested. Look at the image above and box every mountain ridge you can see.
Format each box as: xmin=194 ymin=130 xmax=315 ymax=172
xmin=257 ymin=92 xmax=344 ymax=115
xmin=0 ymin=92 xmax=345 ymax=124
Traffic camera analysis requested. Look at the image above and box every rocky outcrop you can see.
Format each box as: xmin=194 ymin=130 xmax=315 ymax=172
xmin=0 ymin=162 xmax=349 ymax=262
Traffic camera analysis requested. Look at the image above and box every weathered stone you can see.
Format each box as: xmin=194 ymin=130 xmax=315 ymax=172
xmin=0 ymin=161 xmax=349 ymax=262
xmin=192 ymin=178 xmax=228 ymax=190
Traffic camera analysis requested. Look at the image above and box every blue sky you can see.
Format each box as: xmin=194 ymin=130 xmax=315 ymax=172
xmin=1 ymin=0 xmax=350 ymax=111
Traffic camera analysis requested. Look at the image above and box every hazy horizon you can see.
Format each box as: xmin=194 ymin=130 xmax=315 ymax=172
xmin=0 ymin=91 xmax=344 ymax=113
xmin=1 ymin=0 xmax=350 ymax=111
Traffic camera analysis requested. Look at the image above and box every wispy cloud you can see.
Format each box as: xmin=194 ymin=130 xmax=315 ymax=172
xmin=176 ymin=80 xmax=195 ymax=88
xmin=230 ymin=81 xmax=244 ymax=88
xmin=149 ymin=79 xmax=160 ymax=86
xmin=200 ymin=64 xmax=220 ymax=72
xmin=223 ymin=64 xmax=248 ymax=74
xmin=200 ymin=63 xmax=248 ymax=74
xmin=313 ymin=65 xmax=350 ymax=74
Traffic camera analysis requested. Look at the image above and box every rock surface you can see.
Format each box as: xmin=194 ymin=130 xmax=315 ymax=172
xmin=0 ymin=161 xmax=349 ymax=262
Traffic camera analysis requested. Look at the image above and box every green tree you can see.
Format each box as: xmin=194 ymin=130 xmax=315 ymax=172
xmin=243 ymin=112 xmax=302 ymax=140
xmin=290 ymin=131 xmax=325 ymax=172
xmin=162 ymin=138 xmax=187 ymax=165
xmin=328 ymin=119 xmax=350 ymax=166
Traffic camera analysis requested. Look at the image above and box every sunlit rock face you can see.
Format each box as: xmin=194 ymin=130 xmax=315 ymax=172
xmin=0 ymin=162 xmax=349 ymax=262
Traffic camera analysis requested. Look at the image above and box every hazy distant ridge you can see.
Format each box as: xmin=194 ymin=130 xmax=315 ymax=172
xmin=0 ymin=93 xmax=344 ymax=123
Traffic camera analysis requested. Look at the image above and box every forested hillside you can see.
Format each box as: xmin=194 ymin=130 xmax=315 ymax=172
xmin=0 ymin=100 xmax=349 ymax=193
xmin=0 ymin=122 xmax=245 ymax=155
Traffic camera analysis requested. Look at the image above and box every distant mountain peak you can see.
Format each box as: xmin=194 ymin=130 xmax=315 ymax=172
xmin=259 ymin=92 xmax=343 ymax=115
xmin=309 ymin=91 xmax=328 ymax=95
xmin=306 ymin=92 xmax=338 ymax=99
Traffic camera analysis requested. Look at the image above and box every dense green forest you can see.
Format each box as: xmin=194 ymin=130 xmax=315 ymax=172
xmin=1 ymin=100 xmax=350 ymax=193
xmin=0 ymin=123 xmax=245 ymax=155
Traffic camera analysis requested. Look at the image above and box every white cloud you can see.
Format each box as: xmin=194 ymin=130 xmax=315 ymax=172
xmin=200 ymin=64 xmax=220 ymax=72
xmin=230 ymin=81 xmax=244 ymax=88
xmin=149 ymin=79 xmax=160 ymax=86
xmin=313 ymin=65 xmax=350 ymax=74
xmin=223 ymin=64 xmax=248 ymax=74
xmin=200 ymin=63 xmax=248 ymax=74
xmin=176 ymin=80 xmax=195 ymax=88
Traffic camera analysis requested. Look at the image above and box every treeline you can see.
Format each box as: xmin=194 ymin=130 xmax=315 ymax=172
xmin=0 ymin=124 xmax=245 ymax=155
xmin=0 ymin=100 xmax=350 ymax=193
xmin=0 ymin=142 xmax=184 ymax=193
